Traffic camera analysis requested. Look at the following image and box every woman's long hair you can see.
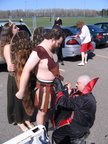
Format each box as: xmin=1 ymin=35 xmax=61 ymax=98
xmin=0 ymin=22 xmax=14 ymax=58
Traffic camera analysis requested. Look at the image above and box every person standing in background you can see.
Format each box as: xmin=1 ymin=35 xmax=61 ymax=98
xmin=52 ymin=17 xmax=64 ymax=65
xmin=75 ymin=21 xmax=94 ymax=66
xmin=0 ymin=22 xmax=34 ymax=132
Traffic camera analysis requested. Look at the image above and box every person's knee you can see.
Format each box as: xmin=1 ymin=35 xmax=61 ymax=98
xmin=38 ymin=110 xmax=46 ymax=116
xmin=52 ymin=130 xmax=65 ymax=144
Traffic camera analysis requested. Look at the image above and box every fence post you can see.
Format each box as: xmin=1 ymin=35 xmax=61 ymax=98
xmin=32 ymin=16 xmax=37 ymax=30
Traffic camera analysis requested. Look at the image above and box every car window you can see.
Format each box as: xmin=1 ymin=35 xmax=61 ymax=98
xmin=103 ymin=24 xmax=108 ymax=30
xmin=71 ymin=26 xmax=77 ymax=29
xmin=105 ymin=24 xmax=108 ymax=27
xmin=70 ymin=26 xmax=81 ymax=32
xmin=44 ymin=29 xmax=50 ymax=33
xmin=87 ymin=25 xmax=104 ymax=32
xmin=0 ymin=26 xmax=2 ymax=34
xmin=62 ymin=29 xmax=72 ymax=37
xmin=17 ymin=25 xmax=31 ymax=36
xmin=69 ymin=28 xmax=78 ymax=35
xmin=95 ymin=23 xmax=108 ymax=30
xmin=96 ymin=24 xmax=102 ymax=29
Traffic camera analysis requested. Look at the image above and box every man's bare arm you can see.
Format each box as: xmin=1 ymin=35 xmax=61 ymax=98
xmin=16 ymin=51 xmax=40 ymax=99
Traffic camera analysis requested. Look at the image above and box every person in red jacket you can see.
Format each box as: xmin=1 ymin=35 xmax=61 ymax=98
xmin=52 ymin=75 xmax=99 ymax=144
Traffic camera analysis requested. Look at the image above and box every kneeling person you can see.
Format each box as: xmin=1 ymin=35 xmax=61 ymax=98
xmin=52 ymin=75 xmax=99 ymax=144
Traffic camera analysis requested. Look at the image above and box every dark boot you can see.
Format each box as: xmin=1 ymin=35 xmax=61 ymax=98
xmin=44 ymin=121 xmax=49 ymax=132
xmin=70 ymin=138 xmax=86 ymax=144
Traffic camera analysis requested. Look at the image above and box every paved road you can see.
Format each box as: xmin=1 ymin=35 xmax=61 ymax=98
xmin=0 ymin=45 xmax=108 ymax=144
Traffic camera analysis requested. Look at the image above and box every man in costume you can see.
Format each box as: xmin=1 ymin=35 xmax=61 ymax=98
xmin=52 ymin=75 xmax=99 ymax=144
xmin=75 ymin=21 xmax=94 ymax=66
xmin=16 ymin=29 xmax=65 ymax=130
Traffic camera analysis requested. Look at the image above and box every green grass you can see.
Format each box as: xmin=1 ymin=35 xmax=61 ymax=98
xmin=7 ymin=17 xmax=108 ymax=31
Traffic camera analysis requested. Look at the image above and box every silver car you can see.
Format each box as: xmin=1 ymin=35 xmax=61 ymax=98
xmin=44 ymin=26 xmax=96 ymax=58
xmin=0 ymin=20 xmax=32 ymax=64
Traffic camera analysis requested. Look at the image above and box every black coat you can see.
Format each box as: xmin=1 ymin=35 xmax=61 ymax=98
xmin=54 ymin=92 xmax=96 ymax=129
xmin=52 ymin=91 xmax=96 ymax=143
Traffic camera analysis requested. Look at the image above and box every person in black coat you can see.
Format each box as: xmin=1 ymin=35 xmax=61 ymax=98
xmin=52 ymin=75 xmax=99 ymax=144
xmin=52 ymin=17 xmax=64 ymax=65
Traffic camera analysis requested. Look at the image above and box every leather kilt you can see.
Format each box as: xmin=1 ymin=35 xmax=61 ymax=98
xmin=34 ymin=79 xmax=55 ymax=113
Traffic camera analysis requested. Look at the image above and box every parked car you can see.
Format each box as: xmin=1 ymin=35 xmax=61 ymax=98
xmin=94 ymin=22 xmax=108 ymax=32
xmin=44 ymin=26 xmax=96 ymax=58
xmin=0 ymin=20 xmax=32 ymax=64
xmin=70 ymin=24 xmax=108 ymax=46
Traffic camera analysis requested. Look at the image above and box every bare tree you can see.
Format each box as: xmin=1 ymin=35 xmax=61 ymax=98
xmin=0 ymin=9 xmax=102 ymax=19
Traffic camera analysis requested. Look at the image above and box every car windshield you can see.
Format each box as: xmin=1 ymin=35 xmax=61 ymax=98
xmin=96 ymin=23 xmax=108 ymax=30
xmin=87 ymin=25 xmax=104 ymax=32
xmin=68 ymin=28 xmax=77 ymax=34
xmin=17 ymin=25 xmax=31 ymax=36
xmin=62 ymin=28 xmax=77 ymax=37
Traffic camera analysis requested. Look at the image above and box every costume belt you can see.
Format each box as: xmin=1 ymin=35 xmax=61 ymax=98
xmin=36 ymin=79 xmax=54 ymax=85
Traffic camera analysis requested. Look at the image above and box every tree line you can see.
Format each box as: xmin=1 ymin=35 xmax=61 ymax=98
xmin=0 ymin=9 xmax=107 ymax=19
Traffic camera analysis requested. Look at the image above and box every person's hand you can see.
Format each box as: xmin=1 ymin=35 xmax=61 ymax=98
xmin=65 ymin=82 xmax=71 ymax=90
xmin=74 ymin=35 xmax=80 ymax=38
xmin=59 ymin=75 xmax=64 ymax=81
xmin=65 ymin=82 xmax=71 ymax=94
xmin=74 ymin=35 xmax=77 ymax=38
xmin=16 ymin=90 xmax=25 ymax=100
xmin=53 ymin=78 xmax=65 ymax=94
xmin=57 ymin=75 xmax=64 ymax=81
xmin=8 ymin=63 xmax=16 ymax=72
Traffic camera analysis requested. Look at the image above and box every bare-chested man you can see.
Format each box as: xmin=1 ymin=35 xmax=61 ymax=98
xmin=16 ymin=29 xmax=65 ymax=130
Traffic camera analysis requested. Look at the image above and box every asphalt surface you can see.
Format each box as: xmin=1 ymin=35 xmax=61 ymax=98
xmin=0 ymin=45 xmax=108 ymax=144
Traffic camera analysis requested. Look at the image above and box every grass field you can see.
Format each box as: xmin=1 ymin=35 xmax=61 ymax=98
xmin=9 ymin=16 xmax=108 ymax=31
